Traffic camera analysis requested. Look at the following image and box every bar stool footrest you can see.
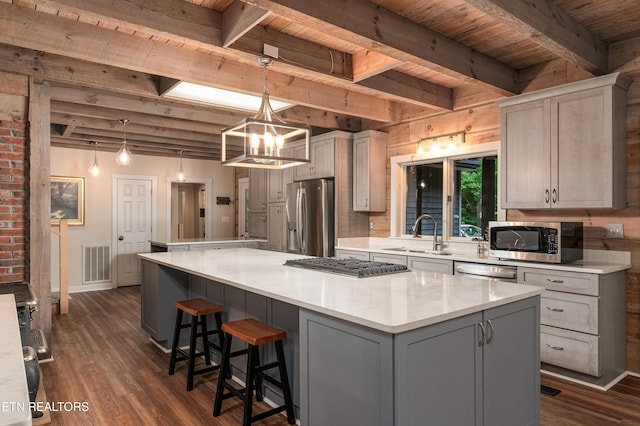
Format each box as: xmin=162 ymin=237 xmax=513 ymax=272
xmin=258 ymin=372 xmax=284 ymax=389
xmin=252 ymin=406 xmax=287 ymax=423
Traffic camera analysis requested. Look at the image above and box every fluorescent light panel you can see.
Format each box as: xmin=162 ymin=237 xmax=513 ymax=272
xmin=164 ymin=81 xmax=292 ymax=112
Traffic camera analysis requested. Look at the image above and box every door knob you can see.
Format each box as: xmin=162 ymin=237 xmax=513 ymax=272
xmin=118 ymin=236 xmax=124 ymax=241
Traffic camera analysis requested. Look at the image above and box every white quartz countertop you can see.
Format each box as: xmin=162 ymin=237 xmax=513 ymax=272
xmin=150 ymin=238 xmax=266 ymax=247
xmin=138 ymin=248 xmax=543 ymax=334
xmin=0 ymin=294 xmax=32 ymax=426
xmin=336 ymin=241 xmax=631 ymax=274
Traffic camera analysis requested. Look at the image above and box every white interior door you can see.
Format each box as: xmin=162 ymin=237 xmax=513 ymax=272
xmin=115 ymin=177 xmax=152 ymax=287
xmin=238 ymin=177 xmax=249 ymax=238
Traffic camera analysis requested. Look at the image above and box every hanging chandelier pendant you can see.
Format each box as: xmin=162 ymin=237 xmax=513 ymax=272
xmin=116 ymin=118 xmax=134 ymax=166
xmin=221 ymin=57 xmax=310 ymax=169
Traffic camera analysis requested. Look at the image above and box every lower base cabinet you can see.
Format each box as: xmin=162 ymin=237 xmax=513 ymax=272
xmin=519 ymin=267 xmax=626 ymax=386
xmin=300 ymin=297 xmax=540 ymax=426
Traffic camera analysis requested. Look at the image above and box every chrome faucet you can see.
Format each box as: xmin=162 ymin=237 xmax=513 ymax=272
xmin=411 ymin=214 xmax=441 ymax=251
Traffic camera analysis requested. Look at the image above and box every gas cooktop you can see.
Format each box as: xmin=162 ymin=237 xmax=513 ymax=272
xmin=284 ymin=257 xmax=408 ymax=278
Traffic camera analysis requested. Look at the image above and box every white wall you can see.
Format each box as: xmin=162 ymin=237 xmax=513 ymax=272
xmin=50 ymin=146 xmax=236 ymax=292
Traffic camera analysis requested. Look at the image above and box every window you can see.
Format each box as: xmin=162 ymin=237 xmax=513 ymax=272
xmin=390 ymin=141 xmax=501 ymax=240
xmin=405 ymin=162 xmax=443 ymax=236
xmin=451 ymin=155 xmax=497 ymax=238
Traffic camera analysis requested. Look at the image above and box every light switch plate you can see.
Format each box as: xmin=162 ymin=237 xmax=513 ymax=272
xmin=605 ymin=223 xmax=624 ymax=238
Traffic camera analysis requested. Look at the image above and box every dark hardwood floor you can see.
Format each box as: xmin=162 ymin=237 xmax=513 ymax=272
xmin=40 ymin=286 xmax=640 ymax=425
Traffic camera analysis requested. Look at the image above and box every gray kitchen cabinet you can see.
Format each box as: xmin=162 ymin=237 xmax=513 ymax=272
xmin=248 ymin=211 xmax=267 ymax=239
xmin=268 ymin=147 xmax=294 ymax=203
xmin=353 ymin=130 xmax=386 ymax=212
xmin=293 ymin=132 xmax=349 ymax=181
xmin=300 ymin=309 xmax=394 ymax=426
xmin=336 ymin=250 xmax=454 ymax=273
xmin=301 ymin=296 xmax=540 ymax=426
xmin=498 ymin=73 xmax=630 ymax=209
xmin=249 ymin=168 xmax=267 ymax=212
xmin=518 ymin=266 xmax=626 ymax=386
xmin=267 ymin=203 xmax=287 ymax=252
xmin=407 ymin=255 xmax=453 ymax=274
xmin=249 ymin=168 xmax=268 ymax=238
xmin=369 ymin=252 xmax=407 ymax=266
xmin=140 ymin=260 xmax=189 ymax=343
xmin=334 ymin=248 xmax=370 ymax=261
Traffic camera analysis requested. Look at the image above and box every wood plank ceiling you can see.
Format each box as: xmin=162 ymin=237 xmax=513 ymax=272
xmin=0 ymin=0 xmax=638 ymax=160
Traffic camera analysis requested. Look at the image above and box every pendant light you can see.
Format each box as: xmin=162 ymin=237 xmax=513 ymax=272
xmin=221 ymin=56 xmax=310 ymax=169
xmin=89 ymin=141 xmax=99 ymax=176
xmin=116 ymin=119 xmax=133 ymax=166
xmin=177 ymin=150 xmax=186 ymax=182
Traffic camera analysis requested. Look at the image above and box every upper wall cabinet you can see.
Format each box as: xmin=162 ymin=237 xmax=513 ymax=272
xmin=293 ymin=135 xmax=337 ymax=181
xmin=353 ymin=130 xmax=387 ymax=212
xmin=498 ymin=73 xmax=631 ymax=209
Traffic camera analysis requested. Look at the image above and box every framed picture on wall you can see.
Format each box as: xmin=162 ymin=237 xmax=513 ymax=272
xmin=50 ymin=176 xmax=85 ymax=226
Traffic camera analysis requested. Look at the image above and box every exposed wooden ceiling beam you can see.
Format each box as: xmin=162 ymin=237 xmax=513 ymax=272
xmin=49 ymin=113 xmax=219 ymax=144
xmin=352 ymin=50 xmax=403 ymax=83
xmin=222 ymin=1 xmax=271 ymax=48
xmin=48 ymin=85 xmax=246 ymax=125
xmin=279 ymin=106 xmax=364 ymax=132
xmin=244 ymin=0 xmax=519 ymax=95
xmin=0 ymin=44 xmax=159 ymax=97
xmin=462 ymin=0 xmax=609 ymax=75
xmin=50 ymin=101 xmax=227 ymax=134
xmin=32 ymin=0 xmax=223 ymax=50
xmin=357 ymin=70 xmax=453 ymax=110
xmin=0 ymin=3 xmax=398 ymax=122
xmin=50 ymin=136 xmax=232 ymax=159
xmin=23 ymin=0 xmax=452 ymax=112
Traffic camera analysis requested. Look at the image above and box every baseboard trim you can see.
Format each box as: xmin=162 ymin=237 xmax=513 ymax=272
xmin=541 ymin=369 xmax=628 ymax=391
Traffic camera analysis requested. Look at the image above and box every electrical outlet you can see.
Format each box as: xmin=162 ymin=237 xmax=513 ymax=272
xmin=369 ymin=221 xmax=374 ymax=230
xmin=605 ymin=223 xmax=624 ymax=239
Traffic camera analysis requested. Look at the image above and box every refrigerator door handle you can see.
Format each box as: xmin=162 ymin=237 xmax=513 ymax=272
xmin=297 ymin=188 xmax=306 ymax=253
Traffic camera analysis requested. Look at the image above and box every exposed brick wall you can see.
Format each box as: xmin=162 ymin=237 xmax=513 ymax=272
xmin=0 ymin=120 xmax=27 ymax=282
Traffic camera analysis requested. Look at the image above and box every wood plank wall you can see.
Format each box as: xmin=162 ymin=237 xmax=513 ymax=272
xmin=374 ymin=37 xmax=640 ymax=374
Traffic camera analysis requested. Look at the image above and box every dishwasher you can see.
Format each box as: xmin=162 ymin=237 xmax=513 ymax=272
xmin=454 ymin=261 xmax=518 ymax=282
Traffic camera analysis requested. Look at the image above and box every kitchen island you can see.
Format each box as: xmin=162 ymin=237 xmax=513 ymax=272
xmin=149 ymin=237 xmax=266 ymax=252
xmin=138 ymin=248 xmax=543 ymax=425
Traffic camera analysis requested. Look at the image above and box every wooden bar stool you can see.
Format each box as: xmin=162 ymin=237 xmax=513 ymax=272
xmin=168 ymin=298 xmax=224 ymax=391
xmin=212 ymin=318 xmax=295 ymax=426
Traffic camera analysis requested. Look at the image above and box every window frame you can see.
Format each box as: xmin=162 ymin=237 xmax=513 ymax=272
xmin=390 ymin=141 xmax=504 ymax=240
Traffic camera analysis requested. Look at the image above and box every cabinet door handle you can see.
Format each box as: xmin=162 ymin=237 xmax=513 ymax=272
xmin=546 ymin=307 xmax=565 ymax=312
xmin=552 ymin=189 xmax=557 ymax=203
xmin=544 ymin=189 xmax=549 ymax=203
xmin=486 ymin=319 xmax=494 ymax=344
xmin=546 ymin=278 xmax=565 ymax=284
xmin=478 ymin=322 xmax=486 ymax=347
xmin=546 ymin=344 xmax=564 ymax=351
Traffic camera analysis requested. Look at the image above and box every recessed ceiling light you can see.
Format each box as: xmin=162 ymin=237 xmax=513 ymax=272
xmin=163 ymin=81 xmax=292 ymax=113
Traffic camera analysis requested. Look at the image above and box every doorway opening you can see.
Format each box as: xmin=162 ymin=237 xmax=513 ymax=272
xmin=166 ymin=178 xmax=213 ymax=240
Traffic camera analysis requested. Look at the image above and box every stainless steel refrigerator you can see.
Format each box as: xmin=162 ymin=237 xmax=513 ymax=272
xmin=285 ymin=179 xmax=334 ymax=257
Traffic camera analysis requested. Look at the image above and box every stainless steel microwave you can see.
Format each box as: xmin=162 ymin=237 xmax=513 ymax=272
xmin=488 ymin=221 xmax=583 ymax=263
